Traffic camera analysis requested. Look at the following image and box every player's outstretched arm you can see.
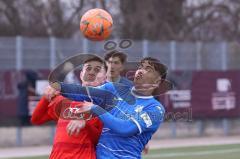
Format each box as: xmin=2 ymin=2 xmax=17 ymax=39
xmin=56 ymin=82 xmax=118 ymax=110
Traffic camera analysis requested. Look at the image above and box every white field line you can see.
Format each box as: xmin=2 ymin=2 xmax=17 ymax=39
xmin=145 ymin=148 xmax=240 ymax=158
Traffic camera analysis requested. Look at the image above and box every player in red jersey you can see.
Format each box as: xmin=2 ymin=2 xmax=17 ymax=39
xmin=31 ymin=56 xmax=106 ymax=159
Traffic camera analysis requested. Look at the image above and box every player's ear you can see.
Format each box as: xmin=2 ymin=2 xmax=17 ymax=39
xmin=80 ymin=71 xmax=83 ymax=81
xmin=120 ymin=64 xmax=124 ymax=72
xmin=154 ymin=76 xmax=161 ymax=85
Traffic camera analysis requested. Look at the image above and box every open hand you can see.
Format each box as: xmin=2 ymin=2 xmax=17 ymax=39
xmin=67 ymin=120 xmax=86 ymax=136
xmin=43 ymin=85 xmax=59 ymax=101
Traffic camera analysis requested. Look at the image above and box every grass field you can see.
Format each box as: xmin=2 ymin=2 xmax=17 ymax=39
xmin=9 ymin=144 xmax=240 ymax=159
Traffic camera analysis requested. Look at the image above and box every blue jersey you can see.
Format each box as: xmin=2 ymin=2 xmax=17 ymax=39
xmin=107 ymin=76 xmax=133 ymax=88
xmin=96 ymin=82 xmax=165 ymax=159
xmin=119 ymin=76 xmax=133 ymax=87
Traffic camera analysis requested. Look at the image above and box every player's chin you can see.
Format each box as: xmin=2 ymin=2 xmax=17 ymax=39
xmin=134 ymin=78 xmax=143 ymax=85
xmin=134 ymin=83 xmax=144 ymax=89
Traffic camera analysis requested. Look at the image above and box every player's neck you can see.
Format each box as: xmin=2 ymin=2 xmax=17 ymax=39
xmin=82 ymin=82 xmax=90 ymax=87
xmin=132 ymin=86 xmax=153 ymax=96
xmin=107 ymin=75 xmax=121 ymax=83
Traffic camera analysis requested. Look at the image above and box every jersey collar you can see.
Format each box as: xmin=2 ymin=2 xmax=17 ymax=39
xmin=131 ymin=87 xmax=153 ymax=99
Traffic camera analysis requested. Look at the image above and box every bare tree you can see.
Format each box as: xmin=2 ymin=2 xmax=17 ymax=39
xmin=0 ymin=0 xmax=87 ymax=37
xmin=1 ymin=0 xmax=240 ymax=41
xmin=182 ymin=0 xmax=240 ymax=41
xmin=119 ymin=0 xmax=240 ymax=41
xmin=119 ymin=0 xmax=185 ymax=40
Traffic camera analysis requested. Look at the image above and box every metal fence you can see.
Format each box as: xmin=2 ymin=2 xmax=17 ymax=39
xmin=0 ymin=36 xmax=239 ymax=70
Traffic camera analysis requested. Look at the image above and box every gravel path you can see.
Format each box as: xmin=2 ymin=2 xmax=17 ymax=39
xmin=1 ymin=136 xmax=240 ymax=158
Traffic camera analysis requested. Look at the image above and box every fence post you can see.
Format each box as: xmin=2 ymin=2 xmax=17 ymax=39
xmin=142 ymin=40 xmax=148 ymax=57
xmin=223 ymin=118 xmax=229 ymax=136
xmin=16 ymin=126 xmax=22 ymax=146
xmin=221 ymin=42 xmax=227 ymax=71
xmin=170 ymin=41 xmax=176 ymax=70
xmin=50 ymin=125 xmax=56 ymax=144
xmin=196 ymin=41 xmax=202 ymax=70
xmin=50 ymin=37 xmax=56 ymax=69
xmin=16 ymin=36 xmax=23 ymax=70
xmin=197 ymin=120 xmax=204 ymax=136
xmin=170 ymin=121 xmax=177 ymax=138
xmin=16 ymin=36 xmax=23 ymax=146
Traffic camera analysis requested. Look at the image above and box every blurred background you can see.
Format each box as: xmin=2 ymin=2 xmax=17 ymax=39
xmin=0 ymin=0 xmax=239 ymax=159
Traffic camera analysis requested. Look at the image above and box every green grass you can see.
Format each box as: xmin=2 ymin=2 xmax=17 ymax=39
xmin=9 ymin=144 xmax=240 ymax=159
xmin=143 ymin=144 xmax=240 ymax=159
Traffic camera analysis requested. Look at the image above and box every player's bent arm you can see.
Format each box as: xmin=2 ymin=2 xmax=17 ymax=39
xmin=91 ymin=105 xmax=139 ymax=137
xmin=31 ymin=95 xmax=65 ymax=125
xmin=91 ymin=104 xmax=166 ymax=136
xmin=31 ymin=97 xmax=53 ymax=125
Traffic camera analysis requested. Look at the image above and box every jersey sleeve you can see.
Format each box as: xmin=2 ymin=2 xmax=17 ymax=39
xmin=130 ymin=104 xmax=165 ymax=134
xmin=31 ymin=97 xmax=54 ymax=125
xmin=98 ymin=82 xmax=135 ymax=105
xmin=60 ymin=82 xmax=118 ymax=111
xmin=91 ymin=105 xmax=139 ymax=137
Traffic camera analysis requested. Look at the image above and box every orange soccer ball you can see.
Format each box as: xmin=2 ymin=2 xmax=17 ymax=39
xmin=80 ymin=8 xmax=113 ymax=41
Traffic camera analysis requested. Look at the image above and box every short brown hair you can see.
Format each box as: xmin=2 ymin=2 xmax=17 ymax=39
xmin=104 ymin=50 xmax=127 ymax=64
xmin=140 ymin=57 xmax=171 ymax=97
xmin=140 ymin=57 xmax=167 ymax=79
xmin=84 ymin=56 xmax=104 ymax=64
xmin=83 ymin=56 xmax=107 ymax=71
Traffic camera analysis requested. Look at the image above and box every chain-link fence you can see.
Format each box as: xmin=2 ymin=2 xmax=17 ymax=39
xmin=0 ymin=36 xmax=239 ymax=70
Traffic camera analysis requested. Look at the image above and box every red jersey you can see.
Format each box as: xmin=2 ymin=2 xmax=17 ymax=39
xmin=31 ymin=96 xmax=103 ymax=159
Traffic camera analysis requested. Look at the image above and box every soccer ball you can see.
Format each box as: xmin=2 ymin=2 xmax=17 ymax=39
xmin=80 ymin=8 xmax=113 ymax=41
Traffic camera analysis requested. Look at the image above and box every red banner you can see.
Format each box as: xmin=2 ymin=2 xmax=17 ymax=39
xmin=191 ymin=71 xmax=240 ymax=118
xmin=0 ymin=70 xmax=239 ymax=125
xmin=161 ymin=71 xmax=240 ymax=119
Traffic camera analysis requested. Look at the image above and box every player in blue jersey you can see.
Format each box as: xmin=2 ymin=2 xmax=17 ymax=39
xmin=104 ymin=50 xmax=152 ymax=154
xmin=104 ymin=50 xmax=133 ymax=87
xmin=52 ymin=57 xmax=170 ymax=159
